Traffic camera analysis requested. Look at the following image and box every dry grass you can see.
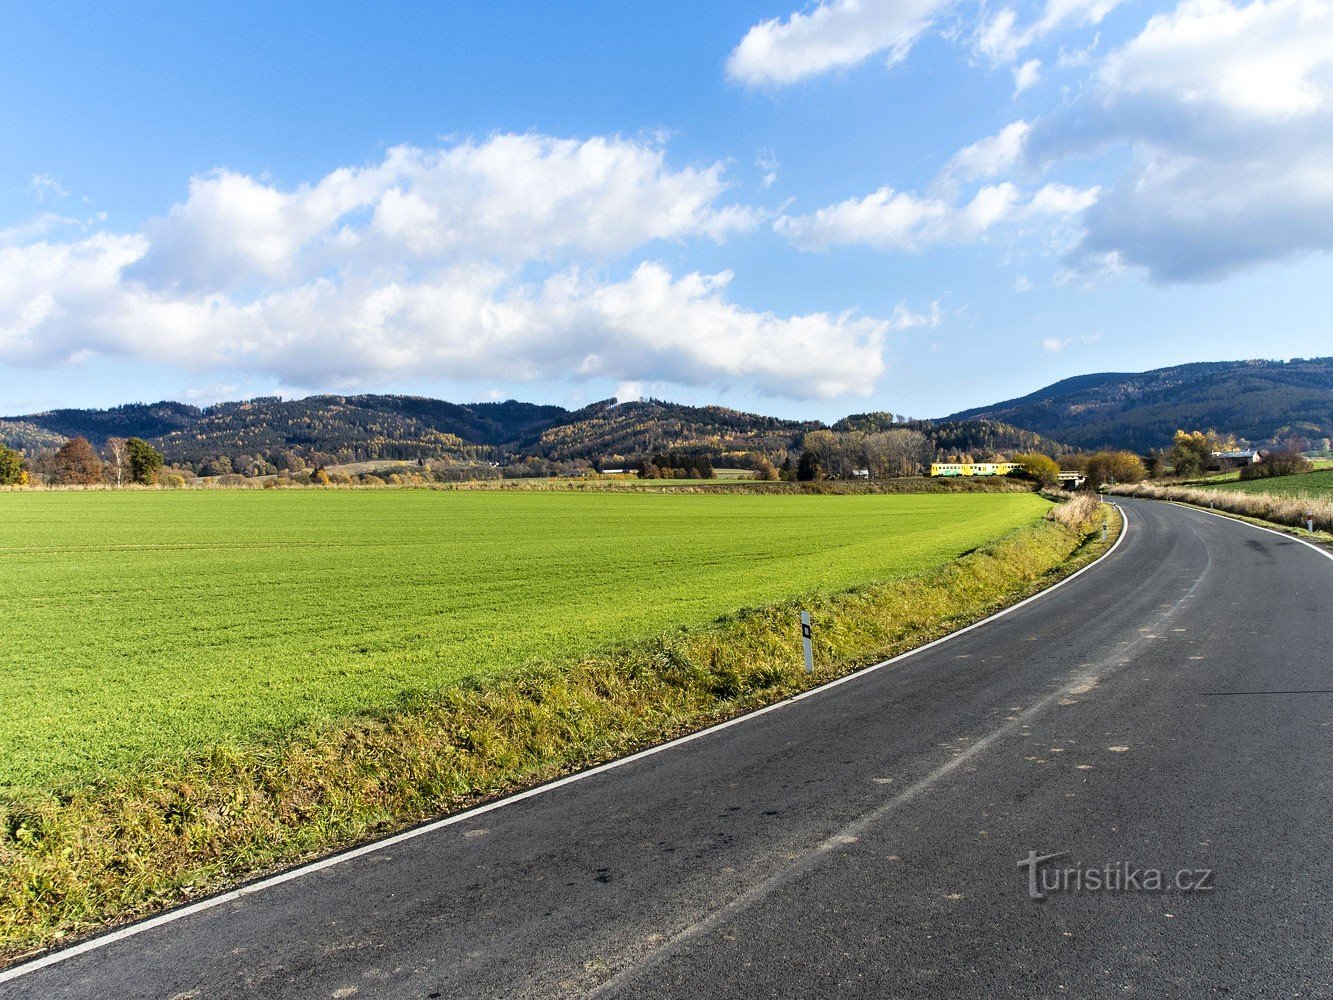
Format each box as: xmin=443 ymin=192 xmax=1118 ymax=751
xmin=1045 ymin=492 xmax=1103 ymax=528
xmin=0 ymin=497 xmax=1115 ymax=964
xmin=1109 ymin=482 xmax=1333 ymax=533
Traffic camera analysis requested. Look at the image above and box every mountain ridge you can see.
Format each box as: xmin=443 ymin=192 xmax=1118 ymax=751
xmin=1 ymin=395 xmax=1063 ymax=474
xmin=8 ymin=356 xmax=1330 ymax=471
xmin=946 ymin=357 xmax=1333 ymax=451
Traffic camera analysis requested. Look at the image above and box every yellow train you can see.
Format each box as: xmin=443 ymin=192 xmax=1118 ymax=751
xmin=929 ymin=462 xmax=1021 ymax=477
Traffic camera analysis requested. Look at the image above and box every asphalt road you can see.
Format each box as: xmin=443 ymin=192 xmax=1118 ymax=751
xmin=6 ymin=498 xmax=1332 ymax=999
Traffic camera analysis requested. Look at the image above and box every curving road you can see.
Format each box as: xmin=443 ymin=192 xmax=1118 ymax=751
xmin=5 ymin=498 xmax=1332 ymax=998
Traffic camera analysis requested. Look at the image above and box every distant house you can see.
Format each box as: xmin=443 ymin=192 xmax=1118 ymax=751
xmin=1210 ymin=450 xmax=1261 ymax=470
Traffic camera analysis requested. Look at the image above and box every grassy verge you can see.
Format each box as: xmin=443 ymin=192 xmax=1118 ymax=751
xmin=0 ymin=496 xmax=1118 ymax=964
xmin=1109 ymin=482 xmax=1332 ymax=537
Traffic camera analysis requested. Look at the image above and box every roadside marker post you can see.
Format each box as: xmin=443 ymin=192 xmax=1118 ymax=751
xmin=1102 ymin=518 xmax=1108 ymax=543
xmin=800 ymin=611 xmax=814 ymax=673
xmin=1307 ymin=510 xmax=1316 ymax=534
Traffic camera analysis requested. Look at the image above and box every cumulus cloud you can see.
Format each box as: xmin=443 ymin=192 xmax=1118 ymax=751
xmin=943 ymin=121 xmax=1032 ymax=186
xmin=727 ymin=0 xmax=951 ymax=86
xmin=133 ymin=134 xmax=765 ymax=291
xmin=776 ymin=179 xmax=1097 ymax=251
xmin=1037 ymin=0 xmax=1333 ymax=280
xmin=1098 ymin=0 xmax=1333 ymax=119
xmin=0 ymin=133 xmax=922 ymax=400
xmin=0 ymin=238 xmax=893 ymax=397
xmin=1013 ymin=58 xmax=1043 ymax=95
xmin=773 ymin=114 xmax=1095 ymax=254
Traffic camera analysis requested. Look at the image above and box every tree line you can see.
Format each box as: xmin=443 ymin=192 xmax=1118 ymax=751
xmin=2 ymin=437 xmax=165 ymax=487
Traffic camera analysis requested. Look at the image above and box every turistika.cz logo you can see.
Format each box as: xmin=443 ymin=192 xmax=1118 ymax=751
xmin=1018 ymin=851 xmax=1215 ymax=900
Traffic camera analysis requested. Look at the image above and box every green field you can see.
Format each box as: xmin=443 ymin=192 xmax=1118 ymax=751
xmin=1210 ymin=468 xmax=1333 ymax=499
xmin=0 ymin=490 xmax=1048 ymax=794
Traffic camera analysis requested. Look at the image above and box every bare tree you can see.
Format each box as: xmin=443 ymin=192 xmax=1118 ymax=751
xmin=865 ymin=429 xmax=932 ymax=478
xmin=106 ymin=437 xmax=127 ymax=487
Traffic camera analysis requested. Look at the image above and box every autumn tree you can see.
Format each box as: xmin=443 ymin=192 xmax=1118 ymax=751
xmin=1083 ymin=450 xmax=1146 ymax=486
xmin=53 ymin=437 xmax=104 ymax=485
xmin=125 ymin=437 xmax=164 ymax=484
xmin=0 ymin=445 xmax=27 ymax=486
xmin=1012 ymin=452 xmax=1061 ymax=487
xmin=1169 ymin=430 xmax=1217 ymax=478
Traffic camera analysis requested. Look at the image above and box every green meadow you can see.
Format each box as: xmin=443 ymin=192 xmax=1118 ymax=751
xmin=1210 ymin=468 xmax=1333 ymax=499
xmin=0 ymin=489 xmax=1048 ymax=794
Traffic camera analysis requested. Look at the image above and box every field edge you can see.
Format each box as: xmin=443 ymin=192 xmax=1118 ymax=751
xmin=0 ymin=498 xmax=1120 ymax=965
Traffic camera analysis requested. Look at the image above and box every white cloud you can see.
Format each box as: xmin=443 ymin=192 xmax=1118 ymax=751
xmin=133 ymin=134 xmax=764 ymax=291
xmin=0 ymin=212 xmax=87 ymax=244
xmin=0 ymin=133 xmax=924 ymax=401
xmin=757 ymin=148 xmax=781 ymax=188
xmin=1099 ymin=0 xmax=1333 ymax=119
xmin=1044 ymin=331 xmax=1101 ymax=350
xmin=1034 ymin=0 xmax=1333 ymax=280
xmin=727 ymin=0 xmax=951 ymax=86
xmin=28 ymin=174 xmax=68 ymax=202
xmin=977 ymin=0 xmax=1124 ymax=64
xmin=1013 ymin=58 xmax=1043 ymax=95
xmin=775 ymin=179 xmax=1097 ymax=250
xmin=614 ymin=381 xmax=645 ymax=402
xmin=0 ymin=239 xmax=893 ymax=398
xmin=942 ymin=121 xmax=1032 ymax=186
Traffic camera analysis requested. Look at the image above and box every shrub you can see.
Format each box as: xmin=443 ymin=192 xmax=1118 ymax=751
xmin=1013 ymin=452 xmax=1060 ymax=487
xmin=1240 ymin=449 xmax=1312 ymax=480
xmin=1082 ymin=450 xmax=1146 ymax=486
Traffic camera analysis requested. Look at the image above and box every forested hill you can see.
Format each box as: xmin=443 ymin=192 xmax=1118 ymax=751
xmin=947 ymin=357 xmax=1333 ymax=451
xmin=2 ymin=395 xmax=813 ymax=470
xmin=2 ymin=394 xmax=1068 ymax=474
xmin=832 ymin=413 xmax=1066 ymax=457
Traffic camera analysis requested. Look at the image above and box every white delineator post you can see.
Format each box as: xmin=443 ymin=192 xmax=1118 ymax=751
xmin=800 ymin=610 xmax=814 ymax=673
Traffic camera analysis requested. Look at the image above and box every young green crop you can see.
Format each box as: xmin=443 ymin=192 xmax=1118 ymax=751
xmin=0 ymin=490 xmax=1048 ymax=794
xmin=1209 ymin=468 xmax=1333 ymax=499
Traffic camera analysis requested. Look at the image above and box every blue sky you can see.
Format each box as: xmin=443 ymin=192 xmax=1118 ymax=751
xmin=2 ymin=0 xmax=1331 ymax=420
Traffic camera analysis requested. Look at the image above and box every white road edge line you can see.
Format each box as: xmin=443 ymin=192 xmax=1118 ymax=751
xmin=1164 ymin=500 xmax=1333 ymax=563
xmin=1 ymin=502 xmax=1130 ymax=984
